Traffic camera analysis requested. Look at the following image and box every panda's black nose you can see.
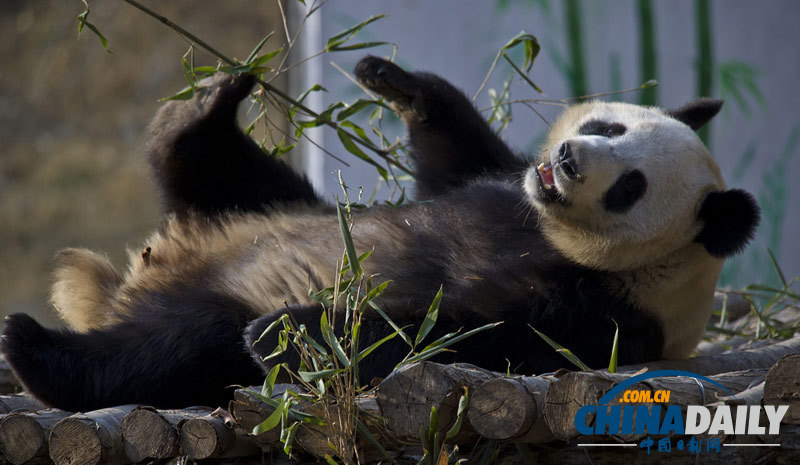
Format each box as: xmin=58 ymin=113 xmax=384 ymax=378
xmin=558 ymin=142 xmax=580 ymax=179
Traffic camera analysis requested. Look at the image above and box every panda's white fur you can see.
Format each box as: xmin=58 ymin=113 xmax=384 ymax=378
xmin=524 ymin=102 xmax=728 ymax=358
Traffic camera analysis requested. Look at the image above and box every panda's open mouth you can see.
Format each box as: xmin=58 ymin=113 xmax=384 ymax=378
xmin=534 ymin=162 xmax=561 ymax=203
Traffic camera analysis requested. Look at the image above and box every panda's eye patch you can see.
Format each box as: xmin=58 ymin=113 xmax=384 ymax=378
xmin=579 ymin=120 xmax=627 ymax=138
xmin=603 ymin=169 xmax=647 ymax=213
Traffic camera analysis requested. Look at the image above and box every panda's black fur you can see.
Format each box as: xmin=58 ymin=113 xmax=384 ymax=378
xmin=1 ymin=57 xmax=757 ymax=411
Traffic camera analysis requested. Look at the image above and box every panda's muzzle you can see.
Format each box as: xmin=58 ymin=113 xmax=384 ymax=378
xmin=557 ymin=142 xmax=581 ymax=180
xmin=533 ymin=163 xmax=561 ymax=203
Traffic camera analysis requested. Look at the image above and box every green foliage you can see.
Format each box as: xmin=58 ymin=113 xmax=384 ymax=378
xmin=637 ymin=0 xmax=658 ymax=105
xmin=718 ymin=61 xmax=767 ymax=116
xmin=530 ymin=326 xmax=591 ymax=371
xmin=77 ymin=0 xmax=110 ymax=52
xmin=695 ymin=0 xmax=713 ymax=145
xmin=608 ymin=320 xmax=619 ymax=373
xmin=564 ymin=0 xmax=587 ymax=98
xmin=710 ymin=255 xmax=800 ymax=341
xmin=721 ymin=127 xmax=799 ymax=288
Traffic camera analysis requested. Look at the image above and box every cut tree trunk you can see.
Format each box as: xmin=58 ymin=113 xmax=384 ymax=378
xmin=376 ymin=362 xmax=495 ymax=442
xmin=764 ymin=354 xmax=800 ymax=424
xmin=543 ymin=368 xmax=767 ymax=441
xmin=468 ymin=375 xmax=555 ymax=443
xmin=178 ymin=411 xmax=259 ymax=459
xmin=49 ymin=405 xmax=136 ymax=465
xmin=120 ymin=406 xmax=211 ymax=462
xmin=0 ymin=409 xmax=72 ymax=465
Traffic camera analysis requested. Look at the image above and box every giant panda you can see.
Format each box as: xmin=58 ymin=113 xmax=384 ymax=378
xmin=1 ymin=56 xmax=759 ymax=411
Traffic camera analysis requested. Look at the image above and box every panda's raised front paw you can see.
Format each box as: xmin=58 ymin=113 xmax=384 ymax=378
xmin=194 ymin=73 xmax=257 ymax=119
xmin=354 ymin=56 xmax=416 ymax=103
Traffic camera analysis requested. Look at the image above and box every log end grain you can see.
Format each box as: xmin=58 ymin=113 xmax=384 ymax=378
xmin=120 ymin=407 xmax=179 ymax=462
xmin=469 ymin=378 xmax=535 ymax=440
xmin=49 ymin=418 xmax=104 ymax=465
xmin=764 ymin=354 xmax=800 ymax=424
xmin=376 ymin=362 xmax=493 ymax=440
xmin=0 ymin=413 xmax=46 ymax=464
xmin=179 ymin=416 xmax=233 ymax=459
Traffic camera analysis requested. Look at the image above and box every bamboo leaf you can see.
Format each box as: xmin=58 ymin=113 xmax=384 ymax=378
xmin=502 ymin=53 xmax=543 ymax=93
xmin=245 ymin=31 xmax=275 ymax=64
xmin=282 ymin=422 xmax=298 ymax=455
xmin=77 ymin=1 xmax=110 ymax=52
xmin=400 ymin=322 xmax=502 ymax=366
xmin=160 ymin=86 xmax=195 ymax=102
xmin=368 ymin=301 xmax=414 ymax=347
xmin=329 ymin=41 xmax=390 ymax=52
xmin=251 ymin=47 xmax=284 ymax=67
xmin=193 ymin=65 xmax=218 ymax=75
xmin=357 ymin=327 xmax=409 ymax=362
xmin=336 ymin=201 xmax=361 ymax=277
xmin=337 ymin=99 xmax=379 ymax=121
xmin=445 ymin=388 xmax=469 ymax=439
xmin=336 ymin=128 xmax=389 ymax=181
xmin=608 ymin=320 xmax=619 ymax=373
xmin=253 ymin=401 xmax=285 ymax=434
xmin=325 ymin=15 xmax=385 ymax=52
xmin=364 ymin=280 xmax=391 ymax=302
xmin=767 ymin=248 xmax=788 ymax=289
xmin=261 ymin=364 xmax=282 ymax=397
xmin=253 ymin=314 xmax=289 ymax=344
xmin=415 ymin=285 xmax=443 ymax=348
xmin=298 ymin=368 xmax=344 ymax=382
xmin=531 ymin=325 xmax=591 ymax=370
xmin=501 ymin=31 xmax=540 ymax=72
xmin=320 ymin=310 xmax=351 ymax=367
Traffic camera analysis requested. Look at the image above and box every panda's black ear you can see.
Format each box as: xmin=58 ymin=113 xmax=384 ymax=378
xmin=695 ymin=189 xmax=760 ymax=258
xmin=664 ymin=99 xmax=724 ymax=131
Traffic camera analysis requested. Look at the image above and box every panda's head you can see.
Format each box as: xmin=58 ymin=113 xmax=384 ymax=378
xmin=524 ymin=99 xmax=760 ymax=271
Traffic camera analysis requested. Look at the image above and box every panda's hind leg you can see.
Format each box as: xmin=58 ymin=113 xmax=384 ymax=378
xmin=1 ymin=288 xmax=264 ymax=411
xmin=146 ymin=73 xmax=321 ymax=217
xmin=354 ymin=56 xmax=524 ymax=198
xmin=50 ymin=248 xmax=126 ymax=332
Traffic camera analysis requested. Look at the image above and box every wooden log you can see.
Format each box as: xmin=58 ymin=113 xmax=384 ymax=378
xmin=0 ymin=356 xmax=21 ymax=395
xmin=711 ymin=381 xmax=765 ymax=407
xmin=0 ymin=409 xmax=72 ymax=465
xmin=231 ymin=386 xmax=386 ymax=459
xmin=376 ymin=362 xmax=495 ymax=442
xmin=120 ymin=406 xmax=211 ymax=462
xmin=178 ymin=412 xmax=259 ymax=459
xmin=468 ymin=375 xmax=555 ymax=443
xmin=543 ymin=368 xmax=767 ymax=441
xmin=0 ymin=394 xmax=45 ymax=414
xmin=230 ymin=386 xmax=331 ymax=457
xmin=617 ymin=334 xmax=800 ymax=375
xmin=764 ymin=354 xmax=800 ymax=424
xmin=229 ymin=388 xmax=285 ymax=448
xmin=49 ymin=405 xmax=136 ymax=465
